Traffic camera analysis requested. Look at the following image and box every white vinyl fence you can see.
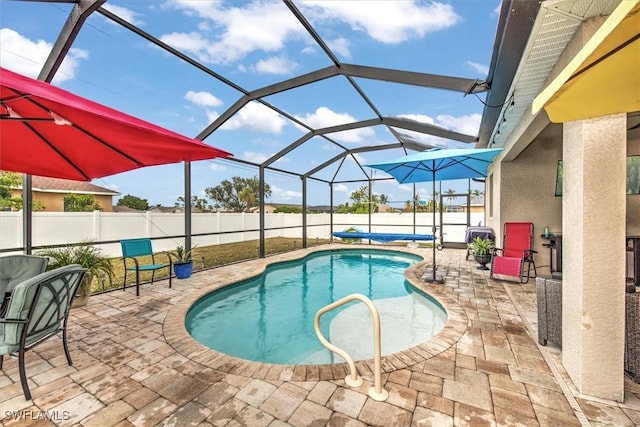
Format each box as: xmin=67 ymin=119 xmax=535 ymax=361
xmin=0 ymin=211 xmax=485 ymax=257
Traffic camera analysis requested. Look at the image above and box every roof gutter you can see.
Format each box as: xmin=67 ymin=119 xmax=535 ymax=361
xmin=477 ymin=0 xmax=541 ymax=148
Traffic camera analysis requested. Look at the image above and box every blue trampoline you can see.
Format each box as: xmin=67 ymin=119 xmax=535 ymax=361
xmin=332 ymin=231 xmax=435 ymax=243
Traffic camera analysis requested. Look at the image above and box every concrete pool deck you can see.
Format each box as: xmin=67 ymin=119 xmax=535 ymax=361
xmin=1 ymin=244 xmax=640 ymax=426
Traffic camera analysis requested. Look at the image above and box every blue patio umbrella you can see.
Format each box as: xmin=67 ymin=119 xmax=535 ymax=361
xmin=366 ymin=148 xmax=503 ymax=282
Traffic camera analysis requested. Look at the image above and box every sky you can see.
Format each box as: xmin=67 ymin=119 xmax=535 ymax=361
xmin=0 ymin=0 xmax=500 ymax=208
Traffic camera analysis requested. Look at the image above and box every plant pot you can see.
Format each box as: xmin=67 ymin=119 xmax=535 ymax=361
xmin=174 ymin=261 xmax=193 ymax=279
xmin=71 ymin=273 xmax=93 ymax=308
xmin=474 ymin=254 xmax=492 ymax=270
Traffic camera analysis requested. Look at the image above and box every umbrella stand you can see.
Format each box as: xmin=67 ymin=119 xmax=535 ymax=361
xmin=424 ymin=169 xmax=444 ymax=284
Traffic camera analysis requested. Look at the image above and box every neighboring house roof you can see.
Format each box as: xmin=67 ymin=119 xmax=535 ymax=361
xmin=112 ymin=205 xmax=143 ymax=213
xmin=16 ymin=176 xmax=120 ymax=196
xmin=148 ymin=206 xmax=206 ymax=213
xmin=250 ymin=203 xmax=337 ymax=212
xmin=377 ymin=204 xmax=395 ymax=213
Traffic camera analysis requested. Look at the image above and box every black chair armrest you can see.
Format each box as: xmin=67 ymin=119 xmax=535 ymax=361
xmin=122 ymin=255 xmax=140 ymax=268
xmin=0 ymin=292 xmax=10 ymax=317
xmin=162 ymin=252 xmax=173 ymax=266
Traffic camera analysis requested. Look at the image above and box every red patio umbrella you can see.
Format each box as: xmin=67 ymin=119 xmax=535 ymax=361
xmin=0 ymin=67 xmax=232 ymax=181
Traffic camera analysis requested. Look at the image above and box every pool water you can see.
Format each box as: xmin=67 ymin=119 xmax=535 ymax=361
xmin=186 ymin=249 xmax=447 ymax=364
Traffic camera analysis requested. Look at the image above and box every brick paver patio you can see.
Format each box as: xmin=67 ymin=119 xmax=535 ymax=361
xmin=2 ymin=245 xmax=640 ymax=426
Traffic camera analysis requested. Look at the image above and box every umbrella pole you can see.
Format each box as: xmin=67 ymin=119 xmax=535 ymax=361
xmin=432 ymin=178 xmax=437 ymax=281
xmin=424 ymin=172 xmax=443 ymax=283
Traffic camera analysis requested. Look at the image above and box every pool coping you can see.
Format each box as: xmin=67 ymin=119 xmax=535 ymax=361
xmin=163 ymin=244 xmax=468 ymax=382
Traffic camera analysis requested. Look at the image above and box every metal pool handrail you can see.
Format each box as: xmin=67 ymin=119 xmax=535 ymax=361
xmin=313 ymin=293 xmax=389 ymax=401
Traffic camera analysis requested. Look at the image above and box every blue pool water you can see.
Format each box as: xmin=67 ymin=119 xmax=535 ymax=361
xmin=186 ymin=249 xmax=447 ymax=364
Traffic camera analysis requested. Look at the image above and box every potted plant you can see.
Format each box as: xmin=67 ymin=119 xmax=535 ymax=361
xmin=36 ymin=241 xmax=113 ymax=307
xmin=468 ymin=237 xmax=495 ymax=270
xmin=171 ymin=245 xmax=197 ymax=279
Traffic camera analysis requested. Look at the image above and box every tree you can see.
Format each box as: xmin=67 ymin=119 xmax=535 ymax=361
xmin=238 ymin=186 xmax=255 ymax=213
xmin=204 ymin=176 xmax=271 ymax=213
xmin=274 ymin=206 xmax=302 ymax=213
xmin=0 ymin=171 xmax=45 ymax=211
xmin=470 ymin=189 xmax=484 ymax=202
xmin=335 ymin=185 xmax=378 ymax=213
xmin=117 ymin=194 xmax=150 ymax=211
xmin=64 ymin=194 xmax=102 ymax=212
xmin=0 ymin=171 xmax=22 ymax=211
xmin=445 ymin=188 xmax=456 ymax=210
xmin=175 ymin=195 xmax=212 ymax=211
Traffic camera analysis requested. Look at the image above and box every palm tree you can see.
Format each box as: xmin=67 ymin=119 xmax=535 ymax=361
xmin=239 ymin=186 xmax=255 ymax=213
xmin=445 ymin=189 xmax=456 ymax=211
xmin=471 ymin=189 xmax=484 ymax=202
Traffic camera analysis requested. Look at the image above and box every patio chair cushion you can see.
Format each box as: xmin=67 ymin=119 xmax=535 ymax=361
xmin=1 ymin=265 xmax=81 ymax=348
xmin=0 ymin=255 xmax=48 ymax=296
xmin=492 ymin=256 xmax=522 ymax=278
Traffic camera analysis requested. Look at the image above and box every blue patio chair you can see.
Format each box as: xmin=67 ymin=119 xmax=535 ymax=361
xmin=120 ymin=238 xmax=172 ymax=296
xmin=0 ymin=255 xmax=49 ymax=316
xmin=0 ymin=264 xmax=86 ymax=400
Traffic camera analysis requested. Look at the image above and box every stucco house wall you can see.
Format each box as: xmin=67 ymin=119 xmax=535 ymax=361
xmin=487 ymin=128 xmax=640 ymax=277
xmin=10 ymin=176 xmax=119 ymax=212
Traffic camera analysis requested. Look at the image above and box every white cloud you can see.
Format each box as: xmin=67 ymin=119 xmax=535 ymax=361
xmin=222 ymin=102 xmax=287 ymax=134
xmin=399 ymin=114 xmax=436 ymax=126
xmin=0 ymin=28 xmax=88 ymax=83
xmin=395 ymin=113 xmax=481 ymax=148
xmin=294 ymin=107 xmax=375 ymax=144
xmin=296 ymin=107 xmax=354 ymax=128
xmin=240 ymin=151 xmax=270 ymax=163
xmin=352 ymin=153 xmax=367 ymax=164
xmin=206 ymin=110 xmax=221 ymax=123
xmin=185 ymin=91 xmax=223 ymax=107
xmin=300 ymin=1 xmax=459 ymax=44
xmin=466 ymin=61 xmax=489 ymax=77
xmin=301 ymin=45 xmax=316 ymax=55
xmin=254 ymin=55 xmax=298 ymax=75
xmin=163 ymin=0 xmax=307 ymax=64
xmin=328 ymin=37 xmax=351 ymax=58
xmin=209 ymin=162 xmax=227 ymax=172
xmin=334 ymin=183 xmax=349 ymax=193
xmin=329 ymin=128 xmax=376 ymax=144
xmin=162 ymin=1 xmax=457 ymax=67
xmin=239 ymin=151 xmax=289 ymax=164
xmin=435 ymin=113 xmax=482 ymax=136
xmin=271 ymin=185 xmax=301 ymax=201
xmin=159 ymin=31 xmax=211 ymax=59
xmin=102 ymin=4 xmax=144 ymax=26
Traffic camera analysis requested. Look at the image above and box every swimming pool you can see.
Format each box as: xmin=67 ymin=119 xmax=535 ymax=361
xmin=185 ymin=248 xmax=447 ymax=364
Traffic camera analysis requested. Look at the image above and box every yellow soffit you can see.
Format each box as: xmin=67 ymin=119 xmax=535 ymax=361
xmin=531 ymin=0 xmax=640 ymax=123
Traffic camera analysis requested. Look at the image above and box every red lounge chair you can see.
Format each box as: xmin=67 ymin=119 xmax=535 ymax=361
xmin=490 ymin=222 xmax=537 ymax=283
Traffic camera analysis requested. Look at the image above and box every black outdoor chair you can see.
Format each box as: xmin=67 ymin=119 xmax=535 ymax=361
xmin=0 ymin=264 xmax=86 ymax=400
